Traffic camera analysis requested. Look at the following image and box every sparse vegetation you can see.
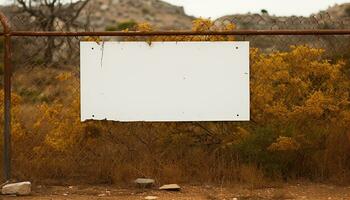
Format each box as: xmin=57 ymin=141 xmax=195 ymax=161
xmin=105 ymin=25 xmax=118 ymax=32
xmin=142 ymin=8 xmax=151 ymax=15
xmin=261 ymin=9 xmax=269 ymax=15
xmin=117 ymin=20 xmax=138 ymax=31
xmin=16 ymin=0 xmax=91 ymax=64
xmin=2 ymin=19 xmax=350 ymax=187
xmin=345 ymin=6 xmax=350 ymax=16
xmin=105 ymin=21 xmax=139 ymax=31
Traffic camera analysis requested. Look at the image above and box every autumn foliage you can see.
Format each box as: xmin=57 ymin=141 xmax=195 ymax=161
xmin=2 ymin=19 xmax=350 ymax=185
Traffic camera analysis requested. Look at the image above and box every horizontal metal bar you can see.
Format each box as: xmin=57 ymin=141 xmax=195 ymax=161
xmin=3 ymin=29 xmax=350 ymax=37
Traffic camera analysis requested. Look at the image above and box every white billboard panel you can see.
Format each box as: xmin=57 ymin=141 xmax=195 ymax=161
xmin=80 ymin=42 xmax=250 ymax=122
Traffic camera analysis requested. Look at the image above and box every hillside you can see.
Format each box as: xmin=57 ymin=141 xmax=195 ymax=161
xmin=214 ymin=4 xmax=350 ymax=52
xmin=2 ymin=1 xmax=350 ymax=32
xmin=0 ymin=0 xmax=194 ymax=31
xmin=78 ymin=0 xmax=194 ymax=30
xmin=217 ymin=3 xmax=350 ymax=30
xmin=327 ymin=2 xmax=350 ymax=18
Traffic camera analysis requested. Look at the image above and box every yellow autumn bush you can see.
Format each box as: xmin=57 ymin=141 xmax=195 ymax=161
xmin=126 ymin=18 xmax=235 ymax=42
xmin=3 ymin=18 xmax=350 ymax=184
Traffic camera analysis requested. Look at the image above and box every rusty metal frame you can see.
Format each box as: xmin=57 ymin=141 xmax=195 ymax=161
xmin=4 ymin=29 xmax=350 ymax=37
xmin=0 ymin=12 xmax=12 ymax=181
xmin=0 ymin=11 xmax=350 ymax=182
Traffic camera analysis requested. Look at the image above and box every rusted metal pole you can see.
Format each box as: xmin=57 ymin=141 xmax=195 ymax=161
xmin=8 ymin=29 xmax=350 ymax=37
xmin=0 ymin=12 xmax=12 ymax=181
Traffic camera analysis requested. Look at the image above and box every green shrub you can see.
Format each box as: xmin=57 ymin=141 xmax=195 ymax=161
xmin=116 ymin=20 xmax=137 ymax=31
xmin=105 ymin=25 xmax=118 ymax=31
xmin=142 ymin=8 xmax=150 ymax=14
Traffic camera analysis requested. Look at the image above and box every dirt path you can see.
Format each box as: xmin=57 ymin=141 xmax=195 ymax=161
xmin=2 ymin=182 xmax=350 ymax=200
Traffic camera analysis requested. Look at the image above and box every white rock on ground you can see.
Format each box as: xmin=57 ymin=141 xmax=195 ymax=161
xmin=1 ymin=181 xmax=31 ymax=195
xmin=159 ymin=184 xmax=181 ymax=191
xmin=134 ymin=178 xmax=155 ymax=188
xmin=145 ymin=196 xmax=158 ymax=200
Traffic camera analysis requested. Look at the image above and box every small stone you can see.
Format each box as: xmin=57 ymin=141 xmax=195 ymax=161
xmin=145 ymin=196 xmax=158 ymax=200
xmin=134 ymin=178 xmax=155 ymax=188
xmin=1 ymin=182 xmax=31 ymax=196
xmin=159 ymin=184 xmax=181 ymax=191
xmin=100 ymin=4 xmax=108 ymax=10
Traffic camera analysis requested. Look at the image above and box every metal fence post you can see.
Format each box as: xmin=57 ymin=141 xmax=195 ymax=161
xmin=0 ymin=12 xmax=12 ymax=181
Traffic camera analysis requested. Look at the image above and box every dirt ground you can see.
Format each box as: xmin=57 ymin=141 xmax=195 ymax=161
xmin=1 ymin=182 xmax=350 ymax=200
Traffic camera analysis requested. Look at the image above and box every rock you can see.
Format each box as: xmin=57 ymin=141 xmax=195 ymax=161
xmin=2 ymin=182 xmax=31 ymax=196
xmin=145 ymin=196 xmax=158 ymax=200
xmin=159 ymin=184 xmax=181 ymax=191
xmin=100 ymin=4 xmax=108 ymax=11
xmin=134 ymin=178 xmax=155 ymax=188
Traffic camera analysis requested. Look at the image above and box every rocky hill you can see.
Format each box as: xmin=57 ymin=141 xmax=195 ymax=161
xmin=82 ymin=1 xmax=350 ymax=31
xmin=214 ymin=4 xmax=350 ymax=52
xmin=326 ymin=3 xmax=350 ymax=18
xmin=3 ymin=1 xmax=350 ymax=32
xmin=217 ymin=3 xmax=350 ymax=30
xmin=0 ymin=0 xmax=195 ymax=31
xmin=79 ymin=0 xmax=194 ymax=30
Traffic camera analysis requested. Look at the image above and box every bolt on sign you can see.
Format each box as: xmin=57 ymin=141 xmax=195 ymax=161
xmin=80 ymin=42 xmax=250 ymax=122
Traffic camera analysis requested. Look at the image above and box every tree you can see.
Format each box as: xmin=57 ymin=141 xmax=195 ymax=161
xmin=16 ymin=0 xmax=91 ymax=64
xmin=261 ymin=9 xmax=268 ymax=15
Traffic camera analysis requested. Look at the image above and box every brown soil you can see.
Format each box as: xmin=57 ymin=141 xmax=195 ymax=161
xmin=1 ymin=182 xmax=350 ymax=200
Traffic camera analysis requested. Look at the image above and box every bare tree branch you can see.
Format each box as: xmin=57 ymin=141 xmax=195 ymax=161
xmin=16 ymin=0 xmax=91 ymax=64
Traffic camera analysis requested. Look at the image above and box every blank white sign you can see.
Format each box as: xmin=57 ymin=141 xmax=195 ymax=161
xmin=80 ymin=41 xmax=250 ymax=122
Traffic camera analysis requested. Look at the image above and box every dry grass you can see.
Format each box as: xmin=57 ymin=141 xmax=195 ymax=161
xmin=2 ymin=20 xmax=350 ymax=186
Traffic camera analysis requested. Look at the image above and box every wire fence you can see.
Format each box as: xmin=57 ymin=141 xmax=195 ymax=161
xmin=1 ymin=10 xmax=350 ymax=185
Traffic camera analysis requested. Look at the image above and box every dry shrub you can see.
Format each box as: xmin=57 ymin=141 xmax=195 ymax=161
xmin=2 ymin=18 xmax=350 ymax=185
xmin=160 ymin=164 xmax=183 ymax=184
xmin=239 ymin=164 xmax=266 ymax=189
